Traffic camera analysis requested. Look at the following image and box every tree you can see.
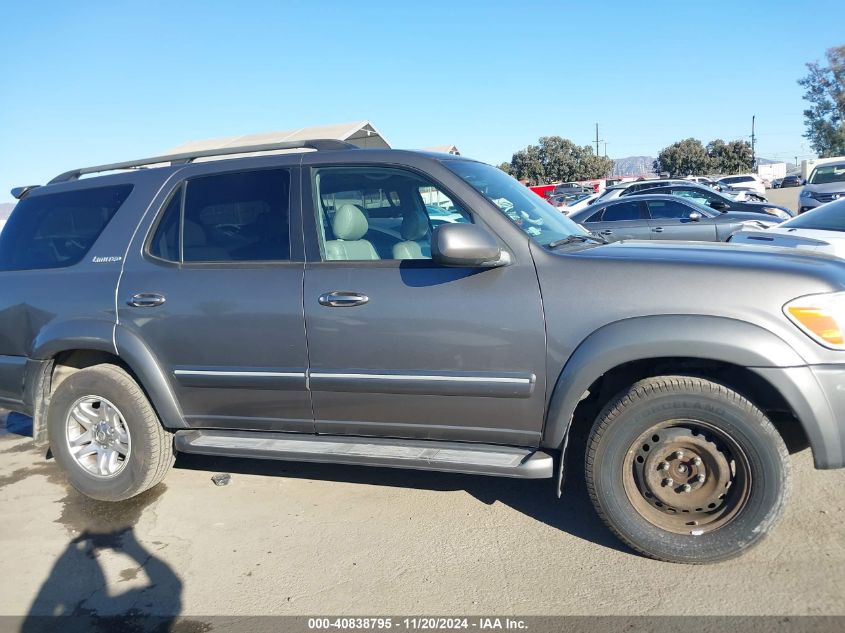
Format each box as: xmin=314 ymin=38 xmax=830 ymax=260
xmin=706 ymin=139 xmax=754 ymax=174
xmin=653 ymin=138 xmax=710 ymax=177
xmin=507 ymin=136 xmax=613 ymax=185
xmin=497 ymin=162 xmax=511 ymax=174
xmin=798 ymin=45 xmax=845 ymax=157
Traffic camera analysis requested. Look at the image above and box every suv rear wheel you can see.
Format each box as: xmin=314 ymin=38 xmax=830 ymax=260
xmin=47 ymin=363 xmax=174 ymax=501
xmin=585 ymin=375 xmax=790 ymax=564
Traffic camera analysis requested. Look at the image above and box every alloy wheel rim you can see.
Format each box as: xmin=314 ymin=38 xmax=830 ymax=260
xmin=65 ymin=395 xmax=131 ymax=478
xmin=622 ymin=420 xmax=751 ymax=535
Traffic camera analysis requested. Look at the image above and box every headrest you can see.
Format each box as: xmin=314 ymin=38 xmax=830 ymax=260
xmin=183 ymin=220 xmax=206 ymax=247
xmin=332 ymin=204 xmax=369 ymax=241
xmin=401 ymin=211 xmax=429 ymax=241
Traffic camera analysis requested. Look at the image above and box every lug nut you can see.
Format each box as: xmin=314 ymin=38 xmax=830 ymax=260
xmin=681 ymin=484 xmax=692 ymax=493
xmin=692 ymin=457 xmax=702 ymax=466
xmin=674 ymin=450 xmax=685 ymax=459
xmin=658 ymin=461 xmax=670 ymax=471
xmin=695 ymin=474 xmax=706 ymax=483
xmin=662 ymin=478 xmax=674 ymax=487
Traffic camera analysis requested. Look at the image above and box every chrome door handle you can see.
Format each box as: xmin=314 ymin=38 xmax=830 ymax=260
xmin=127 ymin=293 xmax=166 ymax=307
xmin=318 ymin=291 xmax=369 ymax=307
xmin=652 ymin=227 xmax=664 ymax=233
xmin=599 ymin=230 xmax=613 ymax=235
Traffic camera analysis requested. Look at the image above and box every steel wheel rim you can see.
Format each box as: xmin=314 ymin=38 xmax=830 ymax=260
xmin=65 ymin=395 xmax=131 ymax=478
xmin=622 ymin=419 xmax=751 ymax=535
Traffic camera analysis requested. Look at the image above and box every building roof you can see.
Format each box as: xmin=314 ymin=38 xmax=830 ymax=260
xmin=162 ymin=121 xmax=391 ymax=157
xmin=424 ymin=144 xmax=461 ymax=155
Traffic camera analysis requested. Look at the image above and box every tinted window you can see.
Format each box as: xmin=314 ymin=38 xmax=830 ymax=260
xmin=148 ymin=170 xmax=290 ymax=263
xmin=0 ymin=185 xmax=132 ymax=271
xmin=672 ymin=187 xmax=719 ymax=204
xmin=601 ymin=201 xmax=642 ymax=221
xmin=149 ymin=187 xmax=182 ymax=262
xmin=647 ymin=199 xmax=695 ymax=219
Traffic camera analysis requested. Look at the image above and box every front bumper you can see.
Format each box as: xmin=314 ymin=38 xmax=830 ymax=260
xmin=753 ymin=365 xmax=845 ymax=469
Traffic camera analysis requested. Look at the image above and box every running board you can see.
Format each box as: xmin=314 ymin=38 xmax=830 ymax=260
xmin=174 ymin=430 xmax=554 ymax=479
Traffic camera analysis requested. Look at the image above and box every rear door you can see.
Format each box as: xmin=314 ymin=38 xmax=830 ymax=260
xmin=117 ymin=164 xmax=313 ymax=433
xmin=645 ymin=199 xmax=718 ymax=241
xmin=581 ymin=200 xmax=651 ymax=241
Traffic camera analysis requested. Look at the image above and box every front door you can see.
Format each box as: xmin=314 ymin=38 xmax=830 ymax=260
xmin=117 ymin=164 xmax=313 ymax=433
xmin=301 ymin=163 xmax=547 ymax=446
xmin=645 ymin=199 xmax=718 ymax=241
xmin=583 ymin=199 xmax=652 ymax=242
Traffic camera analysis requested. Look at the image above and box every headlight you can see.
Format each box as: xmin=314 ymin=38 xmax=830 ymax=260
xmin=800 ymin=190 xmax=814 ymax=199
xmin=784 ymin=292 xmax=845 ymax=349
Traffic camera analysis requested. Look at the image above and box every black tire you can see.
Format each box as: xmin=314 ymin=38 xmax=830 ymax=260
xmin=585 ymin=375 xmax=790 ymax=564
xmin=47 ymin=363 xmax=174 ymax=501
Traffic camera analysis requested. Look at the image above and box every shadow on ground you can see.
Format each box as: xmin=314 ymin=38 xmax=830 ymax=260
xmin=173 ymin=422 xmax=628 ymax=557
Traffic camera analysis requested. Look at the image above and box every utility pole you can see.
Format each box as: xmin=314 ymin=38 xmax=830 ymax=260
xmin=751 ymin=115 xmax=756 ymax=169
xmin=595 ymin=123 xmax=602 ymax=156
xmin=603 ymin=142 xmax=608 ymax=157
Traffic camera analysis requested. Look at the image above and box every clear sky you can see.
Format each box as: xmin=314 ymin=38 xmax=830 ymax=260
xmin=2 ymin=0 xmax=844 ymax=202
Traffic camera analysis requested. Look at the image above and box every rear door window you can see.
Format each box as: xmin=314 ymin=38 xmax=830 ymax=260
xmin=147 ymin=169 xmax=291 ymax=263
xmin=601 ymin=201 xmax=643 ymax=221
xmin=647 ymin=200 xmax=695 ymax=219
xmin=0 ymin=184 xmax=133 ymax=271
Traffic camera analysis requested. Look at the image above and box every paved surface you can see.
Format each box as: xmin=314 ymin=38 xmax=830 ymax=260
xmin=1 ymin=412 xmax=844 ymax=619
xmin=766 ymin=187 xmax=800 ymax=213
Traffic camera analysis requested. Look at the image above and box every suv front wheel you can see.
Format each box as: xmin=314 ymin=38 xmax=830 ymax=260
xmin=47 ymin=364 xmax=174 ymax=501
xmin=585 ymin=375 xmax=790 ymax=564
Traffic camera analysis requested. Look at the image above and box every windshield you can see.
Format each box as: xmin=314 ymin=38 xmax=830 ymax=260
xmin=808 ymin=163 xmax=845 ymax=185
xmin=446 ymin=161 xmax=586 ymax=246
xmin=781 ymin=199 xmax=845 ymax=231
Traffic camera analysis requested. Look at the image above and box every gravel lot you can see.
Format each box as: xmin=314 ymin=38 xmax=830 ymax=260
xmin=1 ymin=410 xmax=844 ymax=623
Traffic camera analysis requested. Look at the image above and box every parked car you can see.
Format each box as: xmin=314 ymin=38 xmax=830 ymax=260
xmin=568 ymin=194 xmax=777 ymax=242
xmin=627 ymin=183 xmax=793 ymax=219
xmin=4 ymin=140 xmax=845 ymax=564
xmin=799 ymin=160 xmax=845 ymax=213
xmin=718 ymin=174 xmax=767 ymax=197
xmin=729 ymin=198 xmax=845 ymax=255
xmin=548 ymin=192 xmax=592 ymax=211
xmin=562 ymin=192 xmax=599 ymax=213
xmin=685 ymin=176 xmax=720 ymax=188
xmin=552 ymin=182 xmax=592 ymax=196
xmin=590 ymin=179 xmax=691 ymax=205
xmin=780 ymin=175 xmax=802 ymax=188
xmin=772 ymin=178 xmax=783 ymax=189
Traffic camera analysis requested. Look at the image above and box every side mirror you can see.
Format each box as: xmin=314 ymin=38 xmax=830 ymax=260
xmin=688 ymin=212 xmax=702 ymax=222
xmin=709 ymin=200 xmax=728 ymax=210
xmin=432 ymin=224 xmax=505 ymax=267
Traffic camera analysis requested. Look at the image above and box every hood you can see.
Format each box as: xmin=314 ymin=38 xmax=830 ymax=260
xmin=717 ymin=211 xmax=780 ymax=223
xmin=566 ymin=239 xmax=845 ymax=286
xmin=804 ymin=181 xmax=845 ymax=194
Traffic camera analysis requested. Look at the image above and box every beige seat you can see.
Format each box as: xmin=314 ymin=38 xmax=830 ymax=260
xmin=392 ymin=210 xmax=431 ymax=260
xmin=325 ymin=204 xmax=380 ymax=261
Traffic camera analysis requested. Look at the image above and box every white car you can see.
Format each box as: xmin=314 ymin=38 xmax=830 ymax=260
xmin=718 ymin=174 xmax=767 ymax=198
xmin=561 ymin=193 xmax=599 ymax=213
xmin=729 ymin=198 xmax=845 ymax=256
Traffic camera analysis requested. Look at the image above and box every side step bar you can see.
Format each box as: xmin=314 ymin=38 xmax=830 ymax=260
xmin=174 ymin=430 xmax=554 ymax=479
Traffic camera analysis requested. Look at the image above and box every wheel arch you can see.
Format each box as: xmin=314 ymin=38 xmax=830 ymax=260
xmin=544 ymin=315 xmax=811 ymax=492
xmin=27 ymin=321 xmax=185 ymax=445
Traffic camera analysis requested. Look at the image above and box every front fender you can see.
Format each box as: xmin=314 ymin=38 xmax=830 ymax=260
xmin=542 ymin=315 xmax=806 ymax=450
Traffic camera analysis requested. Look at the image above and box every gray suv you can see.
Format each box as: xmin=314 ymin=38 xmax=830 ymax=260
xmin=3 ymin=140 xmax=845 ymax=564
xmin=800 ymin=160 xmax=845 ymax=213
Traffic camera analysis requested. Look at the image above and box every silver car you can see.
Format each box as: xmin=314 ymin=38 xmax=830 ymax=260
xmin=799 ymin=160 xmax=845 ymax=213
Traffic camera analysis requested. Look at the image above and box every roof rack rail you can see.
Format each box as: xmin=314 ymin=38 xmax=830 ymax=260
xmin=48 ymin=138 xmax=358 ymax=184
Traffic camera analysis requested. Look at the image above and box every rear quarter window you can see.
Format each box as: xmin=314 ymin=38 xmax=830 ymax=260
xmin=0 ymin=185 xmax=133 ymax=271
